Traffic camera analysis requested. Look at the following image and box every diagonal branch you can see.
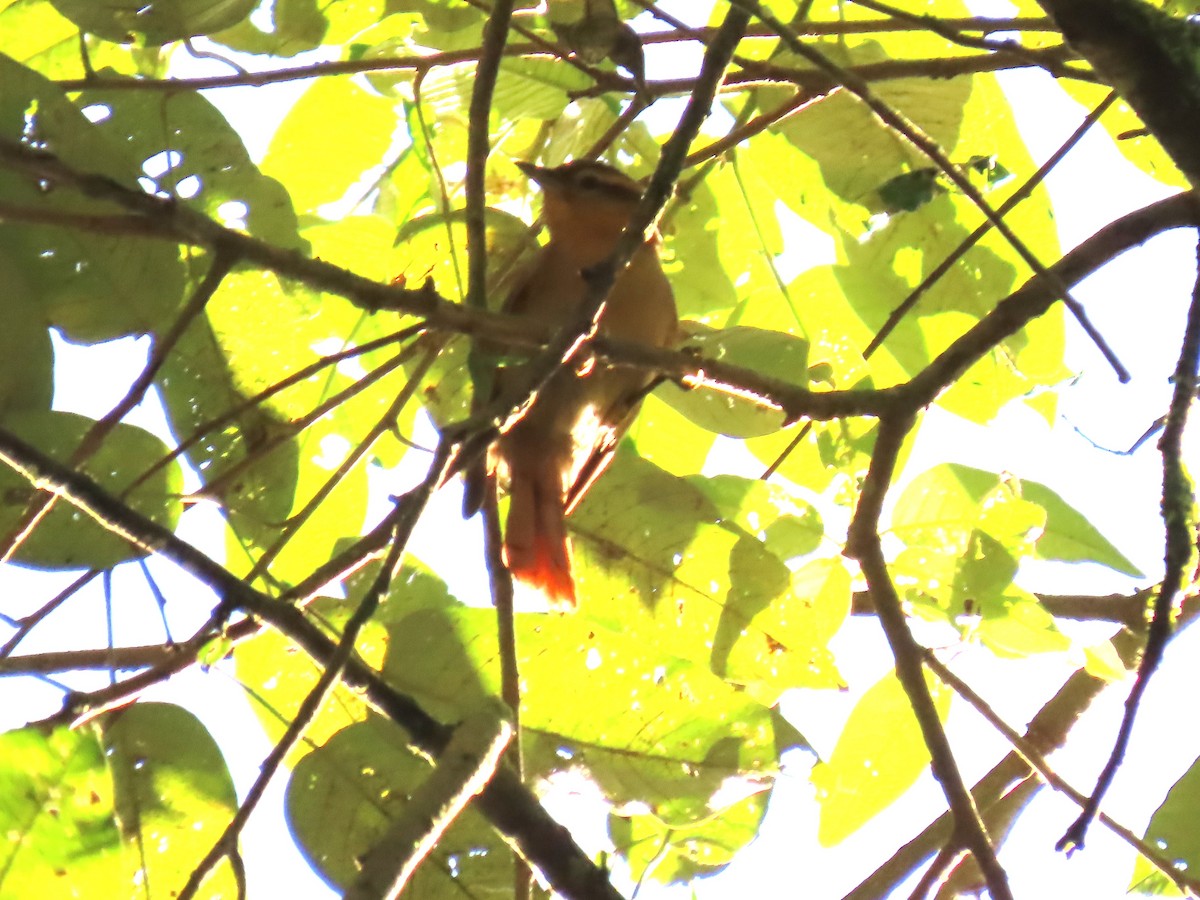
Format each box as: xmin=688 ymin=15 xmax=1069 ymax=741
xmin=728 ymin=0 xmax=1128 ymax=382
xmin=179 ymin=438 xmax=455 ymax=900
xmin=349 ymin=707 xmax=513 ymax=898
xmin=846 ymin=415 xmax=1013 ymax=900
xmin=0 ymin=426 xmax=624 ymax=900
xmin=925 ymin=650 xmax=1200 ymax=894
xmin=1058 ymin=230 xmax=1200 ymax=852
xmin=2 ymin=142 xmax=1196 ymax=440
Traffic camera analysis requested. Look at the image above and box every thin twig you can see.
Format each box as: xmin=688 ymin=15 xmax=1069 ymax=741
xmin=0 ymin=425 xmax=623 ymax=900
xmin=1 ymin=142 xmax=1194 ymax=463
xmin=348 ymin=708 xmax=513 ymax=898
xmin=482 ymin=478 xmax=529 ymax=899
xmin=0 ymin=570 xmax=101 ymax=658
xmin=0 ymin=251 xmax=235 ymax=565
xmin=239 ymin=338 xmax=443 ymax=582
xmin=177 ymin=439 xmax=454 ymax=900
xmin=766 ymin=93 xmax=1116 ymax=483
xmin=1058 ymin=225 xmax=1200 ymax=852
xmin=126 ymin=325 xmax=425 ymax=498
xmin=51 ymin=19 xmax=1060 ymax=93
xmin=728 ymin=0 xmax=1127 ymax=382
xmin=846 ymin=589 xmax=1200 ymax=899
xmin=862 ymin=90 xmax=1119 ymax=361
xmin=0 ymin=643 xmax=183 ymax=673
xmin=926 ymin=651 xmax=1200 ymax=895
xmin=846 ymin=413 xmax=1013 ymax=900
xmin=849 ymin=0 xmax=1053 ymax=57
xmin=898 ymin=193 xmax=1196 ymax=411
xmin=466 ymin=0 xmax=515 ymax=314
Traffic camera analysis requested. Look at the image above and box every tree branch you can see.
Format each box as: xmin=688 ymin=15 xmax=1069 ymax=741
xmin=730 ymin=0 xmax=1127 ymax=382
xmin=2 ymin=136 xmax=1195 ymax=436
xmin=850 ymin=588 xmax=1153 ymax=629
xmin=1036 ymin=0 xmax=1200 ymax=186
xmin=846 ymin=414 xmax=1013 ymax=900
xmin=179 ymin=439 xmax=454 ymax=900
xmin=847 ymin=594 xmax=1200 ymax=898
xmin=348 ymin=707 xmax=513 ymax=899
xmin=0 ymin=426 xmax=625 ymax=900
xmin=0 ymin=643 xmax=182 ymax=673
xmin=465 ymin=0 xmax=514 ymax=314
xmin=1058 ymin=230 xmax=1200 ymax=852
xmin=926 ymin=650 xmax=1200 ymax=894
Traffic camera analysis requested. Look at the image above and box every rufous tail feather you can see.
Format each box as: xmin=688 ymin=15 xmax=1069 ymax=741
xmin=503 ymin=462 xmax=577 ymax=610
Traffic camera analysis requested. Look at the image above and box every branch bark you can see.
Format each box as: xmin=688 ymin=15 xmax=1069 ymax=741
xmin=1036 ymin=0 xmax=1200 ymax=186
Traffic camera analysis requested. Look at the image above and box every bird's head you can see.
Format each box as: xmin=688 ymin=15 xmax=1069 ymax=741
xmin=517 ymin=159 xmax=648 ymax=258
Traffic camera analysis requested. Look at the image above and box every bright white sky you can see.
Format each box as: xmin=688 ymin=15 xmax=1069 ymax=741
xmin=5 ymin=2 xmax=1199 ymax=898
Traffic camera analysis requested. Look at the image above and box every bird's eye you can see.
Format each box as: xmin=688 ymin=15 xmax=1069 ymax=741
xmin=576 ymin=172 xmax=601 ymax=191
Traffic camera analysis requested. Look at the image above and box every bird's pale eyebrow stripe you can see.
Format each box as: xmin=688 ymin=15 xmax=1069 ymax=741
xmin=567 ymin=162 xmax=644 ymax=201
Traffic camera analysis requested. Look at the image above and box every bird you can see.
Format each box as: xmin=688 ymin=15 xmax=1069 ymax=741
xmin=463 ymin=158 xmax=678 ymax=611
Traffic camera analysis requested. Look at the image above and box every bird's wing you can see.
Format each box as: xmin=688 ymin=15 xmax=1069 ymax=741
xmin=562 ymin=382 xmax=646 ymax=516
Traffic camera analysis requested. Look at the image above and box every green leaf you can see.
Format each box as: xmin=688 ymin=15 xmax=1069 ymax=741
xmin=210 ymin=0 xmax=328 ymax=56
xmin=570 ymin=449 xmax=846 ymax=699
xmin=393 ymin=207 xmax=534 ymax=307
xmin=302 ymin=213 xmax=411 ymax=283
xmin=101 ymin=703 xmax=239 ymax=895
xmin=814 ymin=669 xmax=951 ymax=845
xmin=263 ymin=76 xmax=399 ymax=215
xmin=195 ymin=263 xmax=418 ymax=584
xmin=49 ymin=0 xmax=256 ymax=44
xmin=657 ymin=324 xmax=807 ymax=438
xmin=76 ymin=85 xmax=307 ymax=253
xmin=155 ymin=314 xmax=300 ymax=529
xmin=764 ymin=38 xmax=971 ymax=224
xmin=234 ymin=569 xmax=454 ymax=751
xmin=662 ymin=177 xmax=739 ymax=318
xmin=0 ymin=725 xmax=123 ymax=898
xmin=286 ymin=717 xmax=513 ymax=895
xmin=0 ymin=55 xmax=186 ymax=342
xmin=393 ymin=208 xmax=536 ymax=426
xmin=0 ymin=0 xmax=80 ymax=69
xmin=0 ymin=705 xmax=238 ymax=899
xmin=628 ymin=391 xmax=717 ymax=477
xmin=611 ymin=789 xmax=768 ymax=886
xmin=747 ymin=409 xmax=879 ymax=499
xmin=871 ymin=167 xmax=943 ymax=214
xmin=493 ymin=57 xmax=593 ymax=121
xmin=766 ymin=62 xmax=1066 ymax=424
xmin=0 ymin=410 xmax=183 ymax=569
xmin=892 ymin=463 xmax=1142 ymax=577
xmin=392 ymin=0 xmax=480 ymax=35
xmin=978 ymin=588 xmax=1070 ymax=658
xmin=201 ymin=266 xmax=368 ymax=428
xmin=1022 ymin=478 xmax=1144 ymax=576
xmin=1131 ymin=752 xmax=1200 ymax=895
xmin=689 ymin=473 xmax=824 ymax=559
xmin=381 ymin=606 xmax=785 ymax=817
xmin=0 ymin=254 xmax=53 ymax=415
xmin=227 ymin=410 xmax=370 ymax=586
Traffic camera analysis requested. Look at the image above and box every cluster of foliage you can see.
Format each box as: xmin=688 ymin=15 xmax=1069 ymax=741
xmin=1 ymin=0 xmax=1199 ymax=898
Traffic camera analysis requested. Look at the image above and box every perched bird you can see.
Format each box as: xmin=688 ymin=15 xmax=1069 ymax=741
xmin=464 ymin=159 xmax=678 ymax=610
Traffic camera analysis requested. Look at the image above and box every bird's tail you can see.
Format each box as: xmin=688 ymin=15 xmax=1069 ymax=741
xmin=503 ymin=461 xmax=576 ymax=610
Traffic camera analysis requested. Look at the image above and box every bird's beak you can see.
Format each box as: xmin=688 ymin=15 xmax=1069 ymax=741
xmin=516 ymin=160 xmax=560 ymax=188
